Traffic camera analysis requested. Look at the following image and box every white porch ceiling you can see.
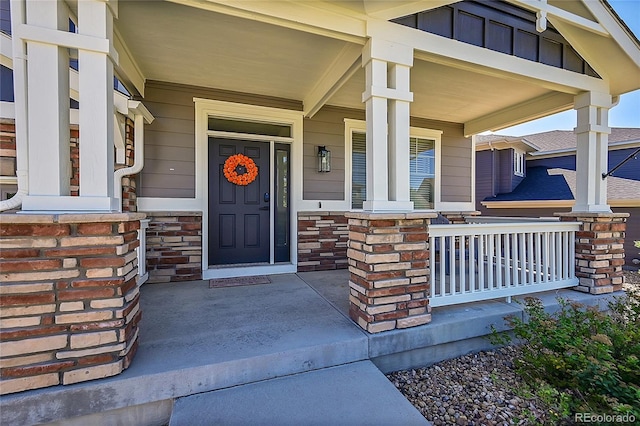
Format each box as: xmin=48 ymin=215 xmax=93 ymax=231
xmin=115 ymin=0 xmax=626 ymax=131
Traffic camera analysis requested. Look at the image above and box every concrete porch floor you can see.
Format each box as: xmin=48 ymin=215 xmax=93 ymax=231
xmin=0 ymin=270 xmax=619 ymax=425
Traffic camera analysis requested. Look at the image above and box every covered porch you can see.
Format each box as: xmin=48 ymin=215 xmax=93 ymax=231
xmin=2 ymin=0 xmax=639 ymax=398
xmin=0 ymin=270 xmax=619 ymax=425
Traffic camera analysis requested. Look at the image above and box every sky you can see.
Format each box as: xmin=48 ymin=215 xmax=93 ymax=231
xmin=488 ymin=0 xmax=640 ymax=136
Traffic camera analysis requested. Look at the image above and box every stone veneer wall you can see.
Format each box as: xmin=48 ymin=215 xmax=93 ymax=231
xmin=558 ymin=212 xmax=628 ymax=294
xmin=297 ymin=212 xmax=349 ymax=272
xmin=145 ymin=212 xmax=202 ymax=283
xmin=0 ymin=213 xmax=145 ymax=395
xmin=345 ymin=212 xmax=436 ymax=333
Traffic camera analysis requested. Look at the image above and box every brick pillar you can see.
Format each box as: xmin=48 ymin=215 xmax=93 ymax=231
xmin=0 ymin=212 xmax=145 ymax=394
xmin=345 ymin=212 xmax=437 ymax=333
xmin=557 ymin=212 xmax=628 ymax=294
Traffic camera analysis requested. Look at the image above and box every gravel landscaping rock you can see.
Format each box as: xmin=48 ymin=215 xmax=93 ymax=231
xmin=387 ymin=346 xmax=551 ymax=425
xmin=388 ymin=274 xmax=640 ymax=425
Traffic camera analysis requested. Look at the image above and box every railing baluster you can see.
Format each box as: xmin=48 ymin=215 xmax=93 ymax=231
xmin=543 ymin=232 xmax=550 ymax=283
xmin=478 ymin=234 xmax=485 ymax=291
xmin=496 ymin=233 xmax=502 ymax=289
xmin=487 ymin=234 xmax=494 ymax=291
xmin=536 ymin=232 xmax=542 ymax=284
xmin=439 ymin=236 xmax=446 ymax=297
xmin=429 ymin=236 xmax=436 ymax=299
xmin=569 ymin=231 xmax=576 ymax=280
xmin=527 ymin=232 xmax=534 ymax=285
xmin=469 ymin=234 xmax=476 ymax=292
xmin=556 ymin=231 xmax=563 ymax=280
xmin=504 ymin=233 xmax=511 ymax=288
xmin=519 ymin=233 xmax=526 ymax=285
xmin=449 ymin=236 xmax=456 ymax=296
xmin=460 ymin=235 xmax=466 ymax=294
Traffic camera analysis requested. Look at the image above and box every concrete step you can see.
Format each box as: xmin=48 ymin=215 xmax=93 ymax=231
xmin=169 ymin=361 xmax=430 ymax=426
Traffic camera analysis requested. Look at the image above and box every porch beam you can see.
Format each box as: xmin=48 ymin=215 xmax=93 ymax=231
xmin=464 ymin=92 xmax=574 ymax=136
xmin=303 ymin=43 xmax=361 ymax=118
xmin=368 ymin=19 xmax=608 ymax=96
xmin=363 ymin=0 xmax=461 ymax=21
xmin=113 ymin=28 xmax=146 ymax=97
xmin=168 ymin=0 xmax=367 ymax=44
xmin=504 ymin=0 xmax=609 ymax=37
xmin=572 ymin=91 xmax=611 ymax=213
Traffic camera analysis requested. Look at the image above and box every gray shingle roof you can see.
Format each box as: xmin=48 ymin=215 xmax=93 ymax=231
xmin=477 ymin=128 xmax=640 ymax=154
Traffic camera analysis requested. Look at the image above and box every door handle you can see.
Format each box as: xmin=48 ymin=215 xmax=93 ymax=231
xmin=259 ymin=206 xmax=269 ymax=211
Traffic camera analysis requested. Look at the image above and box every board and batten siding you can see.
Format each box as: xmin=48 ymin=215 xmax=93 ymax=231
xmin=139 ymin=80 xmax=302 ymax=198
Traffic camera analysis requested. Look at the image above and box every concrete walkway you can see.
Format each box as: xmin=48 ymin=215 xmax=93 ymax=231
xmin=0 ymin=270 xmax=618 ymax=425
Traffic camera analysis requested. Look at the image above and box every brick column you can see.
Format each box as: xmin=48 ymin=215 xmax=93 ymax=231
xmin=0 ymin=212 xmax=145 ymax=394
xmin=557 ymin=212 xmax=628 ymax=294
xmin=345 ymin=212 xmax=437 ymax=333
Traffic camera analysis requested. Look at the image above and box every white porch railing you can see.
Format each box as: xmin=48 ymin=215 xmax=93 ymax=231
xmin=428 ymin=220 xmax=581 ymax=307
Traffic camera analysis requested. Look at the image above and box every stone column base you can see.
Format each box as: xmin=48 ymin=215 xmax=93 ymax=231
xmin=557 ymin=212 xmax=628 ymax=294
xmin=0 ymin=212 xmax=145 ymax=394
xmin=346 ymin=212 xmax=437 ymax=333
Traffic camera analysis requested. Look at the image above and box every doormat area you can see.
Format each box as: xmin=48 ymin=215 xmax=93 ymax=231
xmin=209 ymin=275 xmax=271 ymax=288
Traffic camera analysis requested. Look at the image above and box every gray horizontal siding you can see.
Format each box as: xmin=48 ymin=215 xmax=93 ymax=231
xmin=303 ymin=106 xmax=364 ymax=200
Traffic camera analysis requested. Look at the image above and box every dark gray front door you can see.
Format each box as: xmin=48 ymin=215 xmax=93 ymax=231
xmin=209 ymin=138 xmax=270 ymax=265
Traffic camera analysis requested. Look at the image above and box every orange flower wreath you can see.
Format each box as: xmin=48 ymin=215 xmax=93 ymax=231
xmin=223 ymin=154 xmax=259 ymax=186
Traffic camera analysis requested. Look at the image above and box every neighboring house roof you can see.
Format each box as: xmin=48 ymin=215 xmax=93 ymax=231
xmin=476 ymin=128 xmax=640 ymax=156
xmin=483 ymin=166 xmax=640 ymax=207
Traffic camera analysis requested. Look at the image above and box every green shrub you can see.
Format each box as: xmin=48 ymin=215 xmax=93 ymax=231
xmin=491 ymin=289 xmax=640 ymax=422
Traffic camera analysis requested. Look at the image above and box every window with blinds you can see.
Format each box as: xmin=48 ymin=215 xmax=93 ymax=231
xmin=350 ymin=133 xmax=436 ymax=210
xmin=409 ymin=137 xmax=435 ymax=209
xmin=351 ymin=132 xmax=367 ymax=209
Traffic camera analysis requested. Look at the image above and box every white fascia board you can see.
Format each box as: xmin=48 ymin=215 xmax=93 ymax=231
xmin=464 ymin=92 xmax=575 ymax=137
xmin=363 ymin=0 xmax=461 ymax=21
xmin=370 ymin=20 xmax=609 ymax=95
xmin=482 ymin=200 xmax=574 ymax=209
xmin=530 ymin=139 xmax=640 ymax=159
xmin=482 ymin=199 xmax=640 ymax=208
xmin=168 ymin=0 xmax=367 ymax=44
xmin=581 ymin=0 xmax=640 ymax=67
xmin=475 ymin=138 xmax=538 ymax=153
xmin=303 ymin=43 xmax=362 ymax=118
xmin=113 ymin=28 xmax=145 ymax=97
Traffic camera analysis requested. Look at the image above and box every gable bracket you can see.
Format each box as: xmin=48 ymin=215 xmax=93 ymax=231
xmin=504 ymin=0 xmax=609 ymax=37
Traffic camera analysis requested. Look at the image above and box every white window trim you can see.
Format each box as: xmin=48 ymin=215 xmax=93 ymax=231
xmin=514 ymin=148 xmax=525 ymax=177
xmin=344 ymin=118 xmax=443 ymax=211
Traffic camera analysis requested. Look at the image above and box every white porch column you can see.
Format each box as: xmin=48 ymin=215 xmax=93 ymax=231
xmin=77 ymin=0 xmax=116 ymax=210
xmin=572 ymin=91 xmax=611 ymax=213
xmin=362 ymin=38 xmax=414 ymax=211
xmin=23 ymin=0 xmax=70 ymax=200
xmin=19 ymin=0 xmax=119 ymax=212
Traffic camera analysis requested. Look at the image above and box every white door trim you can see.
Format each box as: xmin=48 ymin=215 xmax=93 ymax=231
xmin=194 ymin=98 xmax=303 ymax=278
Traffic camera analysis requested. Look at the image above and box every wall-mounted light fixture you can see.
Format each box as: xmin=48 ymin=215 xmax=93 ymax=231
xmin=318 ymin=146 xmax=331 ymax=173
